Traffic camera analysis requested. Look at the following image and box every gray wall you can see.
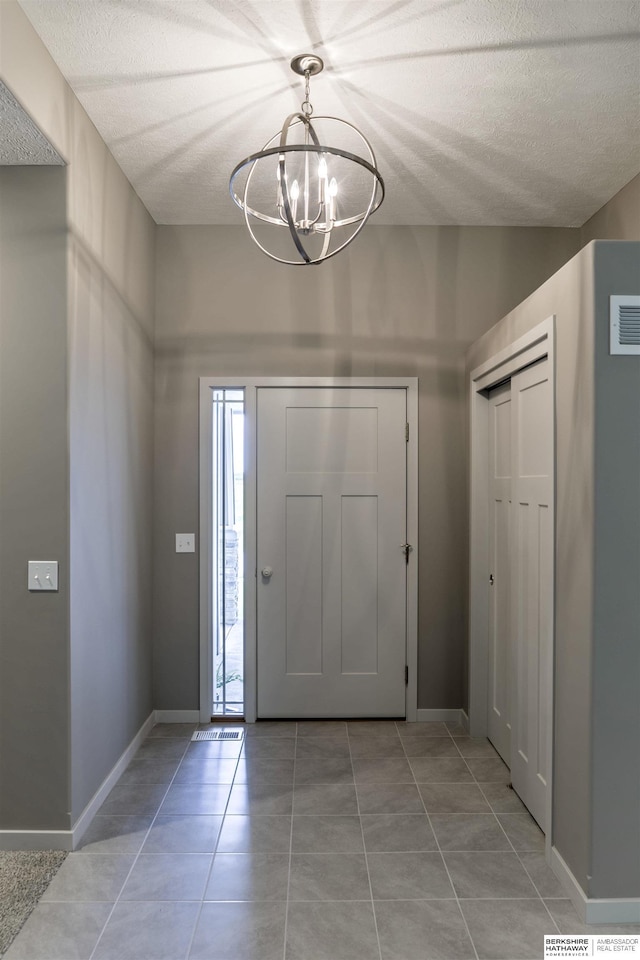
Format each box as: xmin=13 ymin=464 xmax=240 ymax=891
xmin=466 ymin=241 xmax=640 ymax=900
xmin=590 ymin=243 xmax=640 ymax=897
xmin=0 ymin=166 xmax=70 ymax=829
xmin=67 ymin=153 xmax=155 ymax=822
xmin=1 ymin=0 xmax=156 ymax=831
xmin=154 ymin=223 xmax=580 ymax=712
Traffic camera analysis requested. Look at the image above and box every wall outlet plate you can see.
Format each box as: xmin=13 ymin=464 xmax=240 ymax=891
xmin=176 ymin=533 xmax=195 ymax=553
xmin=28 ymin=561 xmax=59 ymax=591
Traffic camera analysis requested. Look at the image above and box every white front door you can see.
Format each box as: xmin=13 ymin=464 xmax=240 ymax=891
xmin=256 ymin=387 xmax=408 ymax=718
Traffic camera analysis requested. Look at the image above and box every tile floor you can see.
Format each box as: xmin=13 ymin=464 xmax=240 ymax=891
xmin=6 ymin=720 xmax=640 ymax=960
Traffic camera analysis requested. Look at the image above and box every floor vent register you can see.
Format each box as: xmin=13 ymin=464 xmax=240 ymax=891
xmin=191 ymin=729 xmax=244 ymax=742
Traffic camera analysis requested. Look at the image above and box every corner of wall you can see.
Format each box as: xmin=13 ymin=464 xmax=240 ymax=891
xmin=581 ymin=173 xmax=640 ymax=246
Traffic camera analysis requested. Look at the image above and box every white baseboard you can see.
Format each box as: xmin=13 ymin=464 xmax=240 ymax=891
xmin=416 ymin=708 xmax=464 ymax=723
xmin=156 ymin=709 xmax=465 ymax=725
xmin=550 ymin=846 xmax=640 ymax=924
xmin=0 ymin=711 xmax=156 ymax=852
xmin=154 ymin=709 xmax=200 ymax=723
xmin=70 ymin=711 xmax=156 ymax=849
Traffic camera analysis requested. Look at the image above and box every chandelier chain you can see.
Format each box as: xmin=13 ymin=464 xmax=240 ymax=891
xmin=301 ymin=70 xmax=313 ymax=117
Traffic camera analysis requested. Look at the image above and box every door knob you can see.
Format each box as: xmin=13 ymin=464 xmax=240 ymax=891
xmin=261 ymin=566 xmax=273 ymax=579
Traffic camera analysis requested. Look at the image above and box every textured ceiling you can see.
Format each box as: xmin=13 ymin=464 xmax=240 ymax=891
xmin=16 ymin=0 xmax=640 ymax=226
xmin=0 ymin=80 xmax=64 ymax=164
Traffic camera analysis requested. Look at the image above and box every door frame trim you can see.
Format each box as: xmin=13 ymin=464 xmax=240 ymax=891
xmin=468 ymin=316 xmax=555 ymax=845
xmin=199 ymin=376 xmax=419 ymax=724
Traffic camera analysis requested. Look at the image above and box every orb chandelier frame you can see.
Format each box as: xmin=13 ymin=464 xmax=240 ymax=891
xmin=229 ymin=54 xmax=385 ymax=265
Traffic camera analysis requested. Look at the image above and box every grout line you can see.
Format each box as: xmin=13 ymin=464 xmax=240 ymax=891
xmin=487 ymin=776 xmax=563 ymax=937
xmin=424 ymin=808 xmax=522 ymax=814
xmin=282 ymin=724 xmax=298 ymax=960
xmin=515 ymin=850 xmax=564 ymax=934
xmin=183 ymin=739 xmax=242 ymax=960
xmin=86 ymin=734 xmax=195 ymax=960
xmin=88 ymin=730 xmax=242 ymax=960
xmin=350 ymin=728 xmax=384 ymax=960
xmin=418 ymin=728 xmax=481 ymax=960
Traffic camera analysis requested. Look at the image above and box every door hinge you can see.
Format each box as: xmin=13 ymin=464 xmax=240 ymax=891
xmin=405 ymin=665 xmax=409 ymax=686
xmin=405 ymin=422 xmax=409 ymax=442
xmin=401 ymin=543 xmax=413 ymax=564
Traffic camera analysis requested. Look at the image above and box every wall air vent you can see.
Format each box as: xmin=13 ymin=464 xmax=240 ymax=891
xmin=610 ymin=296 xmax=640 ymax=355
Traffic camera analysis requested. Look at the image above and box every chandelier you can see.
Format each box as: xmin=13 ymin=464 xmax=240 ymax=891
xmin=229 ymin=55 xmax=385 ymax=265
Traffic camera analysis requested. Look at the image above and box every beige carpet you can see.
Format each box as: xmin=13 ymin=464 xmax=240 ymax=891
xmin=0 ymin=851 xmax=67 ymax=956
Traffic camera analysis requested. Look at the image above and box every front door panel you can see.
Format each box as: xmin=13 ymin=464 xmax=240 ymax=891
xmin=257 ymin=387 xmax=407 ymax=718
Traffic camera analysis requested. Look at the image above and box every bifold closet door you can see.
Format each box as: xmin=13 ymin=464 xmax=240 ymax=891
xmin=487 ymin=382 xmax=513 ymax=766
xmin=486 ymin=358 xmax=553 ymax=832
xmin=509 ymin=358 xmax=553 ymax=832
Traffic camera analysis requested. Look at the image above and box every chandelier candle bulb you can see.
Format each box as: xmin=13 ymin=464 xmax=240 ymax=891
xmin=290 ymin=179 xmax=299 ymax=222
xmin=318 ymin=157 xmax=328 ymax=204
xmin=229 ymin=53 xmax=384 ymax=265
xmin=329 ymin=177 xmax=338 ymax=222
xmin=304 ymin=149 xmax=310 ymax=225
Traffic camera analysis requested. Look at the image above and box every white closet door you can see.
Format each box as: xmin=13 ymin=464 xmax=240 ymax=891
xmin=509 ymin=358 xmax=553 ymax=831
xmin=487 ymin=381 xmax=512 ymax=765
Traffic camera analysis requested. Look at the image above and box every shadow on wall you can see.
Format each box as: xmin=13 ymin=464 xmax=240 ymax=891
xmin=153 ymin=224 xmax=580 ymax=366
xmin=66 ymin=147 xmax=155 ymax=819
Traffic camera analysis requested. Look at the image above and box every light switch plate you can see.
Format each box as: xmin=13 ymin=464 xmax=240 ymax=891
xmin=28 ymin=561 xmax=59 ymax=591
xmin=176 ymin=533 xmax=195 ymax=553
